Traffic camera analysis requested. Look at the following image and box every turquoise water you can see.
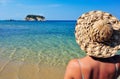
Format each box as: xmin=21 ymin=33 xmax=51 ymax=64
xmin=0 ymin=20 xmax=85 ymax=66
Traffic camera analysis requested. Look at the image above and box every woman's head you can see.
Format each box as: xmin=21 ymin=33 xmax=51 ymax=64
xmin=75 ymin=11 xmax=120 ymax=58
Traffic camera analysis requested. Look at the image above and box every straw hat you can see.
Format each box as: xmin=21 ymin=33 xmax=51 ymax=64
xmin=75 ymin=11 xmax=120 ymax=58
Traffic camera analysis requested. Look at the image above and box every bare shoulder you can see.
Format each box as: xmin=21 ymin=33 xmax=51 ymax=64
xmin=64 ymin=59 xmax=81 ymax=79
xmin=67 ymin=59 xmax=80 ymax=69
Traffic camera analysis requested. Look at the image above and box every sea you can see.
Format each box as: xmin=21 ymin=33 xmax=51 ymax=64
xmin=0 ymin=20 xmax=85 ymax=79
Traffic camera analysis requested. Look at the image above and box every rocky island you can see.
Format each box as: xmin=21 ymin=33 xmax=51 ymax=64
xmin=25 ymin=15 xmax=45 ymax=21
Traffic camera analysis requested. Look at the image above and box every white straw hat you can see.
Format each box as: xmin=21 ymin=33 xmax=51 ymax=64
xmin=75 ymin=11 xmax=120 ymax=58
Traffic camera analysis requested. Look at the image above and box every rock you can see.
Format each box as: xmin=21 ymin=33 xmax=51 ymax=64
xmin=25 ymin=15 xmax=45 ymax=21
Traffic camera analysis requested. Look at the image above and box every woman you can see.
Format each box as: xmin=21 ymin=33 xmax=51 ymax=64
xmin=64 ymin=11 xmax=120 ymax=79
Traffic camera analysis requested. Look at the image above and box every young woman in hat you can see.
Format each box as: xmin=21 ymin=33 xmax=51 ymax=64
xmin=64 ymin=11 xmax=120 ymax=79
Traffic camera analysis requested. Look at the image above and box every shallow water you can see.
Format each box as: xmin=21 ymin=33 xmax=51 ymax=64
xmin=0 ymin=21 xmax=120 ymax=79
xmin=0 ymin=20 xmax=85 ymax=79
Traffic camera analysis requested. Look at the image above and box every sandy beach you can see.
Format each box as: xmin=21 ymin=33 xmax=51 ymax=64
xmin=0 ymin=59 xmax=120 ymax=79
xmin=0 ymin=59 xmax=66 ymax=79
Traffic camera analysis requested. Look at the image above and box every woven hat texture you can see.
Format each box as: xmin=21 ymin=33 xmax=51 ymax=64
xmin=75 ymin=11 xmax=120 ymax=58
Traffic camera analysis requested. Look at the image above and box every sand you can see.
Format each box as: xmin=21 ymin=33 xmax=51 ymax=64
xmin=0 ymin=59 xmax=65 ymax=79
xmin=0 ymin=59 xmax=120 ymax=79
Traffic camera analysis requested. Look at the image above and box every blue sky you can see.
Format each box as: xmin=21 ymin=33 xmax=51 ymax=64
xmin=0 ymin=0 xmax=120 ymax=20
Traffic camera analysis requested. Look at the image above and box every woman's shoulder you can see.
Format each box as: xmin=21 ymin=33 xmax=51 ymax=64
xmin=68 ymin=57 xmax=85 ymax=64
xmin=67 ymin=59 xmax=80 ymax=67
xmin=64 ymin=58 xmax=85 ymax=79
xmin=67 ymin=57 xmax=86 ymax=70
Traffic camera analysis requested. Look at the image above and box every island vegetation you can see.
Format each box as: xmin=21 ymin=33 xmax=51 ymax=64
xmin=25 ymin=15 xmax=45 ymax=21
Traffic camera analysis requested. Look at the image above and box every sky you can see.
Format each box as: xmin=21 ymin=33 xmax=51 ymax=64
xmin=0 ymin=0 xmax=120 ymax=20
